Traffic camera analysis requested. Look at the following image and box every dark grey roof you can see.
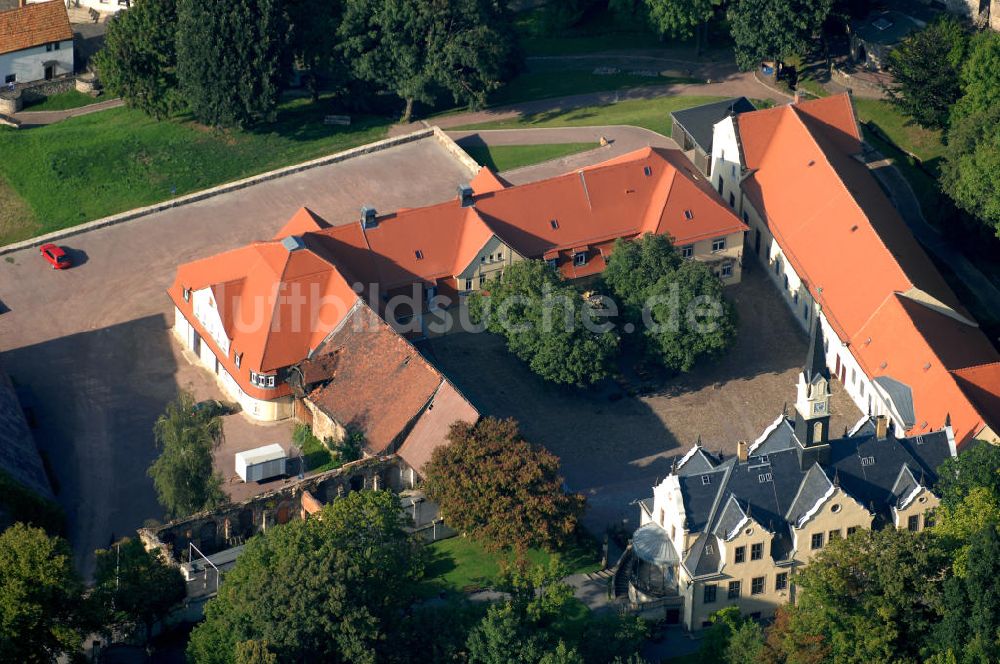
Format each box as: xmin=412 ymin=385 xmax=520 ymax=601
xmin=874 ymin=376 xmax=915 ymax=427
xmin=670 ymin=97 xmax=756 ymax=153
xmin=889 ymin=465 xmax=922 ymax=509
xmin=785 ymin=463 xmax=834 ymax=527
xmin=683 ymin=533 xmax=722 ymax=577
xmin=713 ymin=494 xmax=748 ymax=541
xmin=749 ymin=416 xmax=798 ymax=456
xmin=804 ymin=316 xmax=831 ymax=384
xmin=675 ymin=446 xmax=718 ymax=476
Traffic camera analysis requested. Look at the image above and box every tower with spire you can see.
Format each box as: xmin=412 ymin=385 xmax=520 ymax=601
xmin=794 ymin=316 xmax=832 ymax=449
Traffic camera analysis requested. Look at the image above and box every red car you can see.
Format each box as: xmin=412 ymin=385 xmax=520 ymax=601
xmin=40 ymin=243 xmax=71 ymax=269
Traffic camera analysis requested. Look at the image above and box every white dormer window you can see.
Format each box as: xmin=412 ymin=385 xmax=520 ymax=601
xmin=701 ymin=475 xmax=711 ymax=485
xmin=574 ymin=252 xmax=587 ymax=266
xmin=234 ymin=352 xmax=242 ymax=368
xmin=182 ymin=287 xmax=191 ymax=302
xmin=861 ymin=456 xmax=875 ymax=467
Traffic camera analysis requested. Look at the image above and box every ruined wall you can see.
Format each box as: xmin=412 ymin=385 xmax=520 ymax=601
xmin=139 ymin=456 xmax=405 ymax=564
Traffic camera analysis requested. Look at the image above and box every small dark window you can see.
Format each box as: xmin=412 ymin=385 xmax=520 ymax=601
xmin=742 ymin=211 xmax=749 ymax=223
xmin=684 ymin=209 xmax=694 ymax=220
xmin=734 ymin=546 xmax=746 ymax=564
xmin=810 ymin=533 xmax=824 ymax=550
xmin=750 ymin=543 xmax=763 ymax=561
xmin=751 ymin=577 xmax=765 ymax=595
xmin=729 ymin=192 xmax=735 ymax=208
xmin=717 ymin=176 xmax=724 ymax=194
xmin=728 ymin=580 xmax=741 ymax=599
xmin=465 ymin=279 xmax=472 ymax=291
xmin=907 ymin=515 xmax=919 ymax=532
xmin=574 ymin=252 xmax=586 ymax=266
xmin=414 ymin=250 xmax=424 ymax=260
xmin=924 ymin=512 xmax=935 ymax=528
xmin=54 ymin=41 xmax=61 ymax=50
xmin=643 ymin=165 xmax=652 ymax=176
xmin=46 ymin=43 xmax=53 ymax=52
xmin=775 ymin=573 xmax=788 ymax=591
xmin=829 ymin=529 xmax=841 ymax=541
xmin=703 ymin=584 xmax=717 ymax=604
xmin=681 ymin=245 xmax=694 ymax=259
xmin=550 ymin=219 xmax=559 ymax=229
xmin=847 ymin=526 xmax=858 ymax=537
xmin=4 ymin=74 xmax=14 ymax=84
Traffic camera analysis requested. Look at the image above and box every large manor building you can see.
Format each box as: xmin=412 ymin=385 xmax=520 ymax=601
xmin=631 ymin=320 xmax=956 ymax=631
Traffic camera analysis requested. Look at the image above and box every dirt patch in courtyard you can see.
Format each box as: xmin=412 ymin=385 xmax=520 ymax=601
xmin=0 ymin=175 xmax=38 ymax=245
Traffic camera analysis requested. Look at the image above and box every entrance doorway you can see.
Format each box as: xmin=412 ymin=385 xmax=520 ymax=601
xmin=43 ymin=65 xmax=53 ymax=81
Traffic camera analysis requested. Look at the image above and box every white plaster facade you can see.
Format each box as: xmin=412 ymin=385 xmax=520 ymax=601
xmin=0 ymin=38 xmax=73 ymax=85
xmin=710 ymin=115 xmax=902 ymax=432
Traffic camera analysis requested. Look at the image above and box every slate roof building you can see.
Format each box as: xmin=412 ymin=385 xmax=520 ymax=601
xmin=670 ymin=97 xmax=756 ymax=176
xmin=633 ymin=319 xmax=955 ymax=631
xmin=709 ymin=93 xmax=1000 ymax=447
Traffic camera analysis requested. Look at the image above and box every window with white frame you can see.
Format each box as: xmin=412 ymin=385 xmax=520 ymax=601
xmin=721 ymin=263 xmax=733 ymax=278
xmin=711 ymin=237 xmax=726 ymax=252
xmin=574 ymin=251 xmax=587 ymax=266
xmin=681 ymin=245 xmax=694 ymax=259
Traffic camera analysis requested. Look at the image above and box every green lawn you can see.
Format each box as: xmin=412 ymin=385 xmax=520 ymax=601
xmin=463 ymin=143 xmax=597 ymax=172
xmin=420 ymin=535 xmax=601 ymax=596
xmin=456 ymin=95 xmax=729 ymax=138
xmin=23 ymin=90 xmax=103 ymax=112
xmin=854 ymin=98 xmax=945 ymax=164
xmin=491 ymin=70 xmax=701 ymax=106
xmin=0 ymin=97 xmax=391 ymax=244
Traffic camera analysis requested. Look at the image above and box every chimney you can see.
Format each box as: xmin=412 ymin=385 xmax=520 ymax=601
xmin=874 ymin=415 xmax=888 ymax=440
xmin=737 ymin=440 xmax=749 ymax=463
xmin=18 ymin=0 xmax=26 ymax=7
xmin=360 ymin=205 xmax=377 ymax=229
xmin=457 ymin=183 xmax=474 ymax=207
xmin=793 ymin=92 xmax=801 ymax=105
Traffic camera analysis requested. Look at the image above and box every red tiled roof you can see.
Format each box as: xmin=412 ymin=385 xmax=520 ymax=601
xmin=951 ymin=363 xmax=1000 ymax=438
xmin=304 ymin=302 xmax=474 ymax=455
xmin=0 ymin=1 xmax=72 ymax=56
xmin=396 ymin=380 xmax=480 ymax=474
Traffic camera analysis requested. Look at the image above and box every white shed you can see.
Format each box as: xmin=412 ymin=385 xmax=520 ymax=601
xmin=235 ymin=444 xmax=287 ymax=483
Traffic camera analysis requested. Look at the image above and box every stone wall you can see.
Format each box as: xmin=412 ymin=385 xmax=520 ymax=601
xmin=139 ymin=455 xmax=406 ymax=564
xmin=14 ymin=75 xmax=77 ymax=104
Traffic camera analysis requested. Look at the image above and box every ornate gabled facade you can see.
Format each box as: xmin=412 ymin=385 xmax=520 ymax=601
xmin=633 ymin=321 xmax=955 ymax=631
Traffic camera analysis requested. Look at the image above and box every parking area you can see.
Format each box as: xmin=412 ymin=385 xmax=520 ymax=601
xmin=0 ymin=133 xmax=476 ymax=576
xmin=421 ymin=266 xmax=861 ymax=535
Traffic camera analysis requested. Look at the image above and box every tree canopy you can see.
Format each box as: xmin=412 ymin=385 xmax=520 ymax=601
xmin=423 ymin=417 xmax=585 ymax=552
xmin=89 ymin=537 xmax=186 ymax=643
xmin=93 ymin=0 xmax=180 ymax=119
xmin=187 ymin=490 xmax=423 ymax=664
xmin=147 ymin=391 xmax=226 ymax=519
xmin=469 ymin=259 xmax=618 ymax=387
xmin=886 ymin=16 xmax=968 ymax=130
xmin=727 ymin=0 xmax=832 ymax=70
xmin=604 ymin=234 xmax=737 ymax=372
xmin=176 ymin=0 xmax=288 ymax=128
xmin=0 ymin=524 xmax=84 ymax=664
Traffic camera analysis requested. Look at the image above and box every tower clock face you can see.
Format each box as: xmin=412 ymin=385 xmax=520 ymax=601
xmin=813 ymin=402 xmax=827 ymax=414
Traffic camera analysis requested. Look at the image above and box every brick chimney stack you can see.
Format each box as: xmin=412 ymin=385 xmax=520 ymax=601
xmin=875 ymin=415 xmax=888 ymax=440
xmin=737 ymin=440 xmax=749 ymax=463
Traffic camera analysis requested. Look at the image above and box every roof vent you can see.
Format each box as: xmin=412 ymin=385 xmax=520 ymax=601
xmin=457 ymin=183 xmax=474 ymax=207
xmin=360 ymin=205 xmax=377 ymax=229
xmin=850 ymin=224 xmax=859 ymax=232
xmin=880 ymin=361 xmax=888 ymax=369
xmin=923 ymin=362 xmax=931 ymax=371
xmin=281 ymin=235 xmax=305 ymax=252
xmin=808 ymin=160 xmax=815 ymax=167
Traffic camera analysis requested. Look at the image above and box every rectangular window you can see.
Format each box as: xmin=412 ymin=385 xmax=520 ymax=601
xmin=704 ymin=584 xmax=717 ymax=604
xmin=907 ymin=515 xmax=919 ymax=532
xmin=46 ymin=43 xmax=53 ymax=52
xmin=3 ymin=74 xmax=14 ymax=84
xmin=924 ymin=512 xmax=935 ymax=529
xmin=721 ymin=263 xmax=733 ymax=278
xmin=810 ymin=533 xmax=824 ymax=550
xmin=751 ymin=542 xmax=763 ymax=561
xmin=728 ymin=580 xmax=741 ymax=599
xmin=479 ymin=275 xmax=486 ymax=287
xmin=729 ymin=192 xmax=736 ymax=208
xmin=775 ymin=572 xmax=788 ymax=591
xmin=574 ymin=252 xmax=587 ymax=266
xmin=54 ymin=41 xmax=61 ymax=50
xmin=847 ymin=526 xmax=858 ymax=537
xmin=546 ymin=258 xmax=558 ymax=269
xmin=735 ymin=546 xmax=746 ymax=564
xmin=681 ymin=245 xmax=694 ymax=259
xmin=829 ymin=529 xmax=841 ymax=541
xmin=742 ymin=211 xmax=749 ymax=223
xmin=751 ymin=576 xmax=765 ymax=595
xmin=803 ymin=303 xmax=810 ymax=320
xmin=465 ymin=279 xmax=473 ymax=291
xmin=712 ymin=237 xmax=726 ymax=252
xmin=718 ymin=176 xmax=724 ymax=194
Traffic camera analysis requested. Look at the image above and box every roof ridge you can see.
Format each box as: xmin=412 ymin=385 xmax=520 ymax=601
xmin=952 ymin=360 xmax=1000 ymax=374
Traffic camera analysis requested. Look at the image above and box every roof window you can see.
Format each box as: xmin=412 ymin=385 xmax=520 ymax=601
xmin=684 ymin=209 xmax=694 ymax=220
xmin=182 ymin=287 xmax=191 ymax=302
xmin=550 ymin=219 xmax=559 ymax=229
xmin=861 ymin=456 xmax=875 ymax=467
xmin=415 ymin=250 xmax=424 ymax=260
xmin=644 ymin=166 xmax=653 ymax=176
xmin=701 ymin=475 xmax=712 ymax=485
xmin=758 ymin=473 xmax=773 ymax=483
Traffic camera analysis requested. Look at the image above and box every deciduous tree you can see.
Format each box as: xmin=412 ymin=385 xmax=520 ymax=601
xmin=423 ymin=417 xmax=585 ymax=552
xmin=187 ymin=490 xmax=424 ymax=664
xmin=886 ymin=17 xmax=968 ymax=130
xmin=147 ymin=391 xmax=226 ymax=519
xmin=469 ymin=259 xmax=618 ymax=387
xmin=643 ymin=0 xmax=715 ymax=53
xmin=934 ymin=525 xmax=1000 ymax=663
xmin=727 ymin=0 xmax=832 ymax=71
xmin=90 ymin=537 xmax=186 ymax=643
xmin=93 ymin=0 xmax=180 ymax=119
xmin=0 ymin=524 xmax=84 ymax=664
xmin=176 ymin=0 xmax=288 ymax=128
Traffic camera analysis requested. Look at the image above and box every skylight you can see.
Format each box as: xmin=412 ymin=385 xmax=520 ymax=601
xmin=414 ymin=250 xmax=424 ymax=260
xmin=550 ymin=219 xmax=559 ymax=229
xmin=684 ymin=209 xmax=694 ymax=220
xmin=861 ymin=456 xmax=875 ymax=467
xmin=701 ymin=475 xmax=711 ymax=485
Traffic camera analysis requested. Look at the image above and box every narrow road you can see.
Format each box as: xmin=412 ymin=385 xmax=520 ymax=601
xmin=14 ymin=97 xmax=123 ymax=127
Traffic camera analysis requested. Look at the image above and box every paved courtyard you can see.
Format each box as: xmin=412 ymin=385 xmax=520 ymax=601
xmin=420 ymin=266 xmax=861 ymax=535
xmin=0 ymin=133 xmax=476 ymax=576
